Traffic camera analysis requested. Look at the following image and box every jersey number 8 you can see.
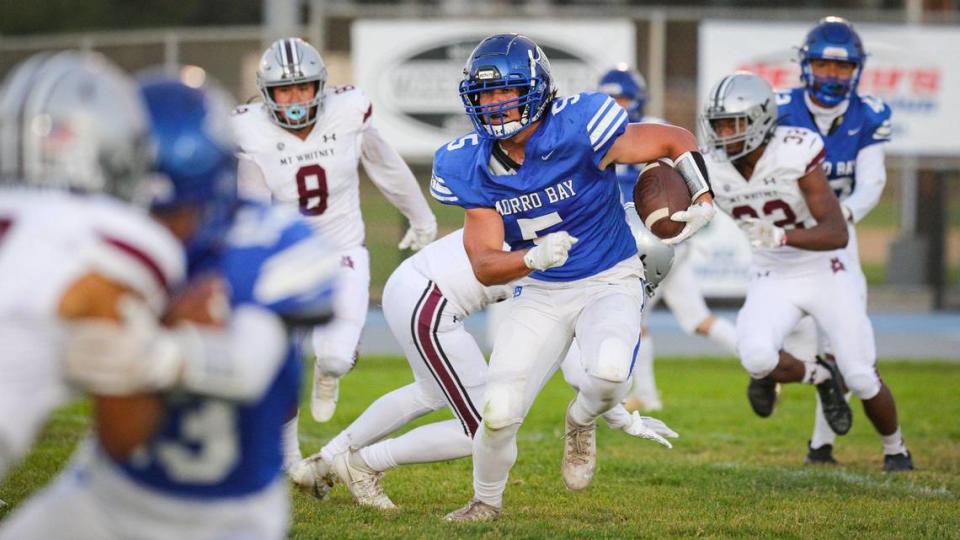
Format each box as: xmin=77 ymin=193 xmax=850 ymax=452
xmin=296 ymin=164 xmax=328 ymax=216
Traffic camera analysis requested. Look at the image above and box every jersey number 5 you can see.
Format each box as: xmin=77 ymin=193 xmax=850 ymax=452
xmin=296 ymin=164 xmax=328 ymax=216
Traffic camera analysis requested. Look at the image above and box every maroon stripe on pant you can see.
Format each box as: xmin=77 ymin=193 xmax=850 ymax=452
xmin=415 ymin=283 xmax=480 ymax=436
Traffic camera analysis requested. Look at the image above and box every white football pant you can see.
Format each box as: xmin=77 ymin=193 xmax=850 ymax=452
xmin=311 ymin=246 xmax=370 ymax=377
xmin=0 ymin=441 xmax=289 ymax=540
xmin=473 ymin=258 xmax=644 ymax=507
xmin=736 ymin=254 xmax=880 ymax=402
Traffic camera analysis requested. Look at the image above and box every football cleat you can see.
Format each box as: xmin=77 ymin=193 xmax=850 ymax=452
xmin=333 ymin=450 xmax=397 ymax=510
xmin=287 ymin=453 xmax=336 ymax=500
xmin=804 ymin=442 xmax=838 ymax=465
xmin=746 ymin=377 xmax=780 ymax=417
xmin=444 ymin=499 xmax=502 ymax=523
xmin=883 ymin=451 xmax=914 ymax=472
xmin=561 ymin=400 xmax=597 ymax=491
xmin=814 ymin=356 xmax=853 ymax=435
xmin=311 ymin=370 xmax=339 ymax=422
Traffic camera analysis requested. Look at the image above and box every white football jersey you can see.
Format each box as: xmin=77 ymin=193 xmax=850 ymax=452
xmin=0 ymin=188 xmax=184 ymax=319
xmin=410 ymin=229 xmax=512 ymax=316
xmin=232 ymin=86 xmax=374 ymax=251
xmin=709 ymin=126 xmax=839 ymax=272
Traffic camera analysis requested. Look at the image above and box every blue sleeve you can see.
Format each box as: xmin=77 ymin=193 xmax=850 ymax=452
xmin=857 ymin=94 xmax=893 ymax=149
xmin=430 ymin=139 xmax=493 ymax=209
xmin=567 ymin=92 xmax=629 ymax=169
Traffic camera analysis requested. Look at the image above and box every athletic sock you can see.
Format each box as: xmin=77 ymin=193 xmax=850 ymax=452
xmin=881 ymin=427 xmax=908 ymax=455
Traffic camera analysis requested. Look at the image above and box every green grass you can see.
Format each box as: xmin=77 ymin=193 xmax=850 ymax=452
xmin=3 ymin=357 xmax=959 ymax=538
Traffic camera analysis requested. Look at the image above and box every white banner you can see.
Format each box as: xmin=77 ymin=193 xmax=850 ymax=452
xmin=699 ymin=21 xmax=960 ymax=157
xmin=353 ymin=20 xmax=635 ymax=161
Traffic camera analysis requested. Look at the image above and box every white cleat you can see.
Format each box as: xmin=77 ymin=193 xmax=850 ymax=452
xmin=311 ymin=371 xmax=339 ymax=422
xmin=443 ymin=499 xmax=502 ymax=522
xmin=562 ymin=400 xmax=597 ymax=491
xmin=333 ymin=450 xmax=397 ymax=510
xmin=287 ymin=453 xmax=336 ymax=500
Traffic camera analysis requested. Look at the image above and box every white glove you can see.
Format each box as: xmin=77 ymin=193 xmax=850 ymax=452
xmin=622 ymin=411 xmax=679 ymax=449
xmin=663 ymin=201 xmax=716 ymax=245
xmin=741 ymin=217 xmax=787 ymax=249
xmin=523 ymin=231 xmax=578 ymax=271
xmin=398 ymin=222 xmax=438 ymax=251
xmin=63 ymin=297 xmax=185 ymax=395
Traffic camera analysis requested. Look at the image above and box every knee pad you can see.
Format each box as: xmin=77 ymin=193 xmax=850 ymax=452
xmin=315 ymin=353 xmax=355 ymax=378
xmin=738 ymin=340 xmax=777 ymax=379
xmin=844 ymin=370 xmax=881 ymax=400
xmin=481 ymin=385 xmax=523 ymax=431
xmin=586 ymin=338 xmax=633 ymax=383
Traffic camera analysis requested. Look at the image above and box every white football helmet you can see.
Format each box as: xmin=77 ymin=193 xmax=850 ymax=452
xmin=0 ymin=51 xmax=152 ymax=202
xmin=256 ymin=38 xmax=327 ymax=129
xmin=624 ymin=203 xmax=675 ymax=297
xmin=700 ymin=72 xmax=777 ymax=161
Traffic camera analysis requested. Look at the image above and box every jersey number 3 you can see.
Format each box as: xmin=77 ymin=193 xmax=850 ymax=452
xmin=296 ymin=164 xmax=328 ymax=216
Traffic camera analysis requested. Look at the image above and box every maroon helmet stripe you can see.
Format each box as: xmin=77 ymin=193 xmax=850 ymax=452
xmin=98 ymin=233 xmax=169 ymax=291
xmin=410 ymin=282 xmax=480 ymax=436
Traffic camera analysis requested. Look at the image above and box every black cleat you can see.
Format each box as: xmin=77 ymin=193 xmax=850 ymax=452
xmin=747 ymin=377 xmax=780 ymax=417
xmin=804 ymin=442 xmax=838 ymax=465
xmin=883 ymin=451 xmax=914 ymax=472
xmin=814 ymin=356 xmax=853 ymax=435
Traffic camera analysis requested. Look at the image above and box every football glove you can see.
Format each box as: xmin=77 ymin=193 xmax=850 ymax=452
xmin=523 ymin=231 xmax=578 ymax=271
xmin=622 ymin=412 xmax=679 ymax=449
xmin=741 ymin=218 xmax=787 ymax=249
xmin=664 ymin=201 xmax=715 ymax=245
xmin=398 ymin=222 xmax=438 ymax=251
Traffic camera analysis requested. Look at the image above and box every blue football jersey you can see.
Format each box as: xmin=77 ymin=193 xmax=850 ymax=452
xmin=431 ymin=92 xmax=637 ymax=281
xmin=116 ymin=203 xmax=336 ymax=498
xmin=777 ymin=87 xmax=892 ymax=200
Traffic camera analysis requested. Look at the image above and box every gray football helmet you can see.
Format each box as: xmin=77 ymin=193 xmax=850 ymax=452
xmin=624 ymin=203 xmax=675 ymax=297
xmin=0 ymin=51 xmax=152 ymax=202
xmin=700 ymin=72 xmax=777 ymax=161
xmin=256 ymin=38 xmax=328 ymax=129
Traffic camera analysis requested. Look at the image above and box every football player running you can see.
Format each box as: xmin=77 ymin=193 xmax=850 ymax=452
xmin=0 ymin=75 xmax=339 ymax=540
xmin=290 ymin=228 xmax=677 ymax=510
xmin=701 ymin=72 xmax=910 ymax=472
xmin=430 ymin=34 xmax=713 ymax=521
xmin=776 ymin=17 xmax=910 ymax=471
xmin=231 ymin=38 xmax=437 ymax=449
xmin=585 ymin=65 xmax=739 ymax=412
xmin=0 ymin=52 xmax=185 ymax=486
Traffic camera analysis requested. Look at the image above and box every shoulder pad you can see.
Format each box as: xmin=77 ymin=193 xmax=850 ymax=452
xmin=431 ymin=134 xmax=491 ymax=209
xmin=856 ymin=94 xmax=892 ymax=144
xmin=771 ymin=126 xmax=824 ymax=175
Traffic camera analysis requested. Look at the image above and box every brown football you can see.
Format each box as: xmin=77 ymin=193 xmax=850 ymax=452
xmin=632 ymin=159 xmax=692 ymax=239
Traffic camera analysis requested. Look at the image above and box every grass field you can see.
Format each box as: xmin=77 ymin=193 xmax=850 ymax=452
xmin=2 ymin=357 xmax=959 ymax=538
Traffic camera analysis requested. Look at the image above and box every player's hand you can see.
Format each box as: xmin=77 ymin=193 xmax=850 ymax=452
xmin=663 ymin=201 xmax=715 ymax=245
xmin=64 ymin=297 xmax=185 ymax=395
xmin=398 ymin=222 xmax=438 ymax=251
xmin=523 ymin=231 xmax=578 ymax=271
xmin=741 ymin=218 xmax=787 ymax=249
xmin=163 ymin=273 xmax=230 ymax=327
xmin=622 ymin=412 xmax=679 ymax=448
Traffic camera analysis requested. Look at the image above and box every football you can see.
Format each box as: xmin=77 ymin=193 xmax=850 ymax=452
xmin=632 ymin=159 xmax=692 ymax=239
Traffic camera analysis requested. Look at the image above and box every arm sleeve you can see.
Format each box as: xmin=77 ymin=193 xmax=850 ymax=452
xmin=844 ymin=143 xmax=887 ymax=223
xmin=236 ymin=155 xmax=273 ymax=203
xmin=179 ymin=305 xmax=288 ymax=402
xmin=360 ymin=122 xmax=437 ymax=229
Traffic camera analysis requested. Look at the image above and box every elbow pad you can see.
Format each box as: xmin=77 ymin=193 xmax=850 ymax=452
xmin=675 ymin=151 xmax=712 ymax=201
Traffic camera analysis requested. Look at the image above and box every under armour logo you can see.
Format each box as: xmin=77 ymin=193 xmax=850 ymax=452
xmin=830 ymin=257 xmax=846 ymax=273
xmin=341 ymin=255 xmax=354 ymax=269
xmin=277 ymin=142 xmax=285 ymax=150
xmin=322 ymin=133 xmax=337 ymax=143
xmin=763 ymin=177 xmax=776 ymax=185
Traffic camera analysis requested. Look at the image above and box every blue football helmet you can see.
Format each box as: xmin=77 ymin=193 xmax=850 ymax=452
xmin=798 ymin=16 xmax=866 ymax=106
xmin=459 ymin=33 xmax=556 ymax=140
xmin=139 ymin=69 xmax=238 ymax=271
xmin=598 ymin=65 xmax=647 ymax=122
